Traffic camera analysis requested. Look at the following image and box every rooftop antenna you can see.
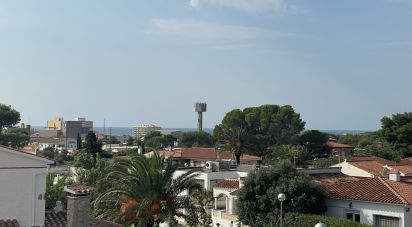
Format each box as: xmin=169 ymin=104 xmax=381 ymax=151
xmin=194 ymin=102 xmax=207 ymax=132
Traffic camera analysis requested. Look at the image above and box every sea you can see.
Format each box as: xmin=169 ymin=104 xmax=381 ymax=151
xmin=32 ymin=126 xmax=370 ymax=136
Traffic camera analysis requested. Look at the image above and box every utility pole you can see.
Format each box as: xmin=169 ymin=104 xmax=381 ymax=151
xmin=109 ymin=127 xmax=112 ymax=153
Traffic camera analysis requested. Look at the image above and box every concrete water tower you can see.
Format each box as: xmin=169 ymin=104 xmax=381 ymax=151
xmin=194 ymin=102 xmax=207 ymax=131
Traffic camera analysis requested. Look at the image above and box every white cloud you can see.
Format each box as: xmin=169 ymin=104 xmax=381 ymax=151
xmin=188 ymin=0 xmax=285 ymax=13
xmin=149 ymin=18 xmax=288 ymax=41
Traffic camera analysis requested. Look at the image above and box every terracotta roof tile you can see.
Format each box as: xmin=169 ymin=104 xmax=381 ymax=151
xmin=390 ymin=165 xmax=412 ymax=175
xmin=215 ymin=179 xmax=240 ymax=189
xmin=0 ymin=220 xmax=19 ymax=227
xmin=64 ymin=185 xmax=95 ymax=195
xmin=348 ymin=156 xmax=396 ymax=165
xmin=326 ymin=140 xmax=354 ymax=149
xmin=349 ymin=161 xmax=386 ymax=176
xmin=161 ymin=148 xmax=261 ymax=162
xmin=326 ymin=177 xmax=412 ymax=205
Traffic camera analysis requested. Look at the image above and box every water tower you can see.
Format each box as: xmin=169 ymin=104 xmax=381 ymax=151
xmin=194 ymin=102 xmax=207 ymax=131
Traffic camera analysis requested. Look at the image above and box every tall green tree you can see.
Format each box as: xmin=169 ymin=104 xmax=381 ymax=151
xmin=94 ymin=152 xmax=202 ymax=226
xmin=179 ymin=131 xmax=215 ymax=148
xmin=217 ymin=125 xmax=249 ymax=164
xmin=0 ymin=104 xmax=20 ymax=130
xmin=84 ymin=131 xmax=102 ymax=158
xmin=298 ymin=130 xmax=330 ymax=158
xmin=186 ymin=189 xmax=214 ymax=227
xmin=381 ymin=112 xmax=412 ymax=155
xmin=214 ymin=105 xmax=305 ymax=157
xmin=77 ymin=133 xmax=83 ymax=150
xmin=238 ymin=160 xmax=326 ymax=227
xmin=0 ymin=129 xmax=29 ymax=148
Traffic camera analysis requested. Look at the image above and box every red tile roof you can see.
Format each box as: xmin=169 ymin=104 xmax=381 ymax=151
xmin=214 ymin=179 xmax=240 ymax=189
xmin=326 ymin=177 xmax=412 ymax=205
xmin=160 ymin=148 xmax=261 ymax=162
xmin=64 ymin=185 xmax=95 ymax=195
xmin=349 ymin=156 xmax=396 ymax=165
xmin=349 ymin=161 xmax=386 ymax=176
xmin=311 ymin=173 xmax=362 ymax=186
xmin=326 ymin=139 xmax=354 ymax=149
xmin=0 ymin=220 xmax=19 ymax=227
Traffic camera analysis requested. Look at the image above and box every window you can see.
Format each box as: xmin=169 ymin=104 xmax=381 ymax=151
xmin=345 ymin=210 xmax=360 ymax=223
xmin=374 ymin=215 xmax=400 ymax=227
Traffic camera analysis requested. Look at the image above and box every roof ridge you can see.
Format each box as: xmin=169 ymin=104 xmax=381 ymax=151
xmin=377 ymin=177 xmax=408 ymax=205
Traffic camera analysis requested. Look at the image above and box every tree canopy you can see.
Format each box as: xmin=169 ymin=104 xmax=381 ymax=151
xmin=381 ymin=112 xmax=412 ymax=153
xmin=178 ymin=131 xmax=215 ymax=148
xmin=214 ymin=104 xmax=305 ymax=157
xmin=94 ymin=152 xmax=202 ymax=226
xmin=298 ymin=130 xmax=330 ymax=158
xmin=0 ymin=104 xmax=20 ymax=130
xmin=238 ymin=160 xmax=326 ymax=227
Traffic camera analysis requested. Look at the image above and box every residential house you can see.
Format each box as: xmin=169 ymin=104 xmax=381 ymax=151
xmin=211 ymin=178 xmax=244 ymax=227
xmin=332 ymin=156 xmax=398 ymax=178
xmin=159 ymin=147 xmax=262 ymax=167
xmin=324 ymin=172 xmax=412 ymax=227
xmin=326 ymin=138 xmax=355 ymax=157
xmin=30 ymin=137 xmax=77 ymax=152
xmin=0 ymin=145 xmax=54 ymax=226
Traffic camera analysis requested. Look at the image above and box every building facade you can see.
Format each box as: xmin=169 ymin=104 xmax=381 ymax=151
xmin=132 ymin=124 xmax=161 ymax=140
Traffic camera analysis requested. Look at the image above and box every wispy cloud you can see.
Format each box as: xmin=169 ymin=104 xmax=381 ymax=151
xmin=149 ymin=18 xmax=289 ymax=41
xmin=188 ymin=0 xmax=302 ymax=13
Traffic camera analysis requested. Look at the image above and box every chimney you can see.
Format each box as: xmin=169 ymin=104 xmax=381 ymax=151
xmin=64 ymin=185 xmax=95 ymax=227
xmin=389 ymin=170 xmax=401 ymax=182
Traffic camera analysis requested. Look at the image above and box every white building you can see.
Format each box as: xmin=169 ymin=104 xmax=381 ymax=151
xmin=325 ymin=173 xmax=412 ymax=227
xmin=0 ymin=145 xmax=54 ymax=226
xmin=132 ymin=124 xmax=161 ymax=140
xmin=30 ymin=137 xmax=77 ymax=151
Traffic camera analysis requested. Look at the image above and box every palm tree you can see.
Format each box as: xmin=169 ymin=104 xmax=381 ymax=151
xmin=218 ymin=125 xmax=249 ymax=165
xmin=94 ymin=152 xmax=201 ymax=227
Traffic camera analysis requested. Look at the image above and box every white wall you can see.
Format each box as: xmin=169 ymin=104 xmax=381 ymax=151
xmin=326 ymin=199 xmax=412 ymax=227
xmin=0 ymin=148 xmax=51 ymax=227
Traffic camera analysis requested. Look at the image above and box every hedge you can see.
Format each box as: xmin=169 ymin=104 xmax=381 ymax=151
xmin=283 ymin=213 xmax=370 ymax=227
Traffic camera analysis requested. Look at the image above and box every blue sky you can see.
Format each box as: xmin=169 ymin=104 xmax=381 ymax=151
xmin=0 ymin=0 xmax=411 ymax=130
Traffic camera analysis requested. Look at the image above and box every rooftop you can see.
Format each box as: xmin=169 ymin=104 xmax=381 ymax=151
xmin=160 ymin=148 xmax=261 ymax=162
xmin=214 ymin=179 xmax=240 ymax=189
xmin=326 ymin=177 xmax=412 ymax=205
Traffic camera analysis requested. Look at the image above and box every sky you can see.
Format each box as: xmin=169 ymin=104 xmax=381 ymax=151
xmin=0 ymin=0 xmax=412 ymax=130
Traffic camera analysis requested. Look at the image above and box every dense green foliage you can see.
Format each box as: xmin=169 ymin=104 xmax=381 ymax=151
xmin=94 ymin=152 xmax=202 ymax=226
xmin=185 ymin=189 xmax=214 ymax=227
xmin=381 ymin=112 xmax=412 ymax=155
xmin=0 ymin=104 xmax=20 ymax=130
xmin=0 ymin=104 xmax=28 ymax=148
xmin=214 ymin=105 xmax=305 ymax=157
xmin=77 ymin=133 xmax=83 ymax=149
xmin=144 ymin=131 xmax=177 ymax=149
xmin=178 ymin=131 xmax=215 ymax=148
xmin=313 ymin=157 xmax=342 ymax=168
xmin=38 ymin=148 xmax=73 ymax=165
xmin=284 ymin=213 xmax=369 ymax=227
xmin=45 ymin=173 xmax=72 ymax=209
xmin=238 ymin=160 xmax=326 ymax=227
xmin=216 ymin=125 xmax=249 ymax=164
xmin=84 ymin=131 xmax=102 ymax=158
xmin=298 ymin=130 xmax=330 ymax=158
xmin=263 ymin=145 xmax=310 ymax=167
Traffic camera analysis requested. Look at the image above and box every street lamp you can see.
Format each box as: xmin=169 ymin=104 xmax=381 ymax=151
xmin=315 ymin=223 xmax=327 ymax=227
xmin=278 ymin=193 xmax=286 ymax=227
